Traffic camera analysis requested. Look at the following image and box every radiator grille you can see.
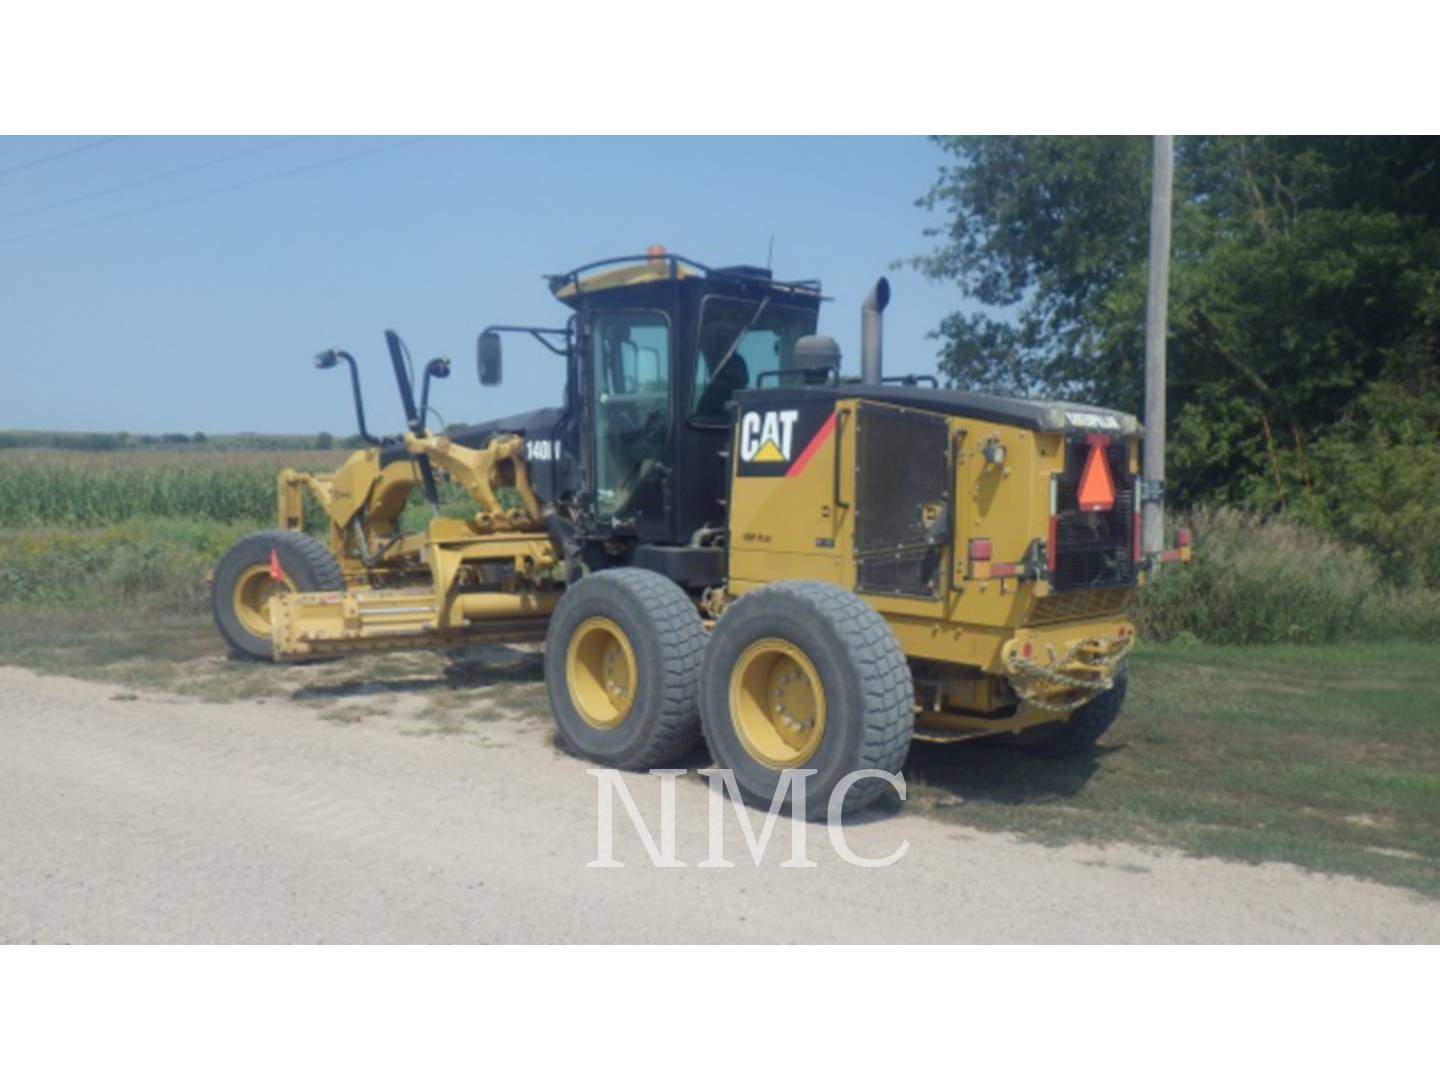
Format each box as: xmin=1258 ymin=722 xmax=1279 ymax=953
xmin=1029 ymin=588 xmax=1130 ymax=624
xmin=1052 ymin=438 xmax=1137 ymax=592
xmin=854 ymin=404 xmax=950 ymax=598
xmin=857 ymin=548 xmax=945 ymax=598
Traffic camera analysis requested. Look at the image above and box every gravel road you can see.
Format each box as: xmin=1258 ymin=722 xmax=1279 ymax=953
xmin=1 ymin=663 xmax=1435 ymax=943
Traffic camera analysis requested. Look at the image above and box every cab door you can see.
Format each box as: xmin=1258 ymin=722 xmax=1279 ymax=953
xmin=580 ymin=307 xmax=675 ymax=540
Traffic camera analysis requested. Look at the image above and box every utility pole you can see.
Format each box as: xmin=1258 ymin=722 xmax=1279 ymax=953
xmin=1142 ymin=134 xmax=1174 ymax=560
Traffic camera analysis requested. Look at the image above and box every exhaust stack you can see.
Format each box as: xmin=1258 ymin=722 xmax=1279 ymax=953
xmin=861 ymin=276 xmax=891 ymax=384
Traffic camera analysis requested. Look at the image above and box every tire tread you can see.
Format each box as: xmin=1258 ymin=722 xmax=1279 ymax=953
xmin=211 ymin=529 xmax=344 ymax=659
xmin=705 ymin=580 xmax=914 ymax=815
xmin=545 ymin=568 xmax=706 ymax=768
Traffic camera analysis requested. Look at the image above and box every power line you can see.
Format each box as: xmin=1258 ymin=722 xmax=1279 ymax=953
xmin=0 ymin=137 xmax=293 ymax=225
xmin=0 ymin=137 xmax=123 ymax=179
xmin=0 ymin=137 xmax=429 ymax=246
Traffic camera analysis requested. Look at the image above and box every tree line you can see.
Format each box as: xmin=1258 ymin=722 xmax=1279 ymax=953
xmin=910 ymin=136 xmax=1440 ymax=588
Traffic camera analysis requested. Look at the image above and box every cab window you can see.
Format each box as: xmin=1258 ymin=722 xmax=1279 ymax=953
xmin=590 ymin=311 xmax=670 ymax=519
xmin=690 ymin=297 xmax=817 ymax=424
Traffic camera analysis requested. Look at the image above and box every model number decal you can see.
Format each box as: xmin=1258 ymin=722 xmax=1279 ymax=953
xmin=1065 ymin=411 xmax=1121 ymax=431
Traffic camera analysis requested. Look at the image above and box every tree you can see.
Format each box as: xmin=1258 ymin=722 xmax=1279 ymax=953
xmin=910 ymin=136 xmax=1440 ymax=584
xmin=315 ymin=431 xmax=334 ymax=450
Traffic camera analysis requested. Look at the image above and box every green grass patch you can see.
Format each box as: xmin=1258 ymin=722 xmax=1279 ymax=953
xmin=0 ymin=517 xmax=265 ymax=612
xmin=906 ymin=640 xmax=1440 ymax=897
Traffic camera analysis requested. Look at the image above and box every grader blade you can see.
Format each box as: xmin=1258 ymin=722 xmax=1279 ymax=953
xmin=270 ymin=587 xmax=556 ymax=660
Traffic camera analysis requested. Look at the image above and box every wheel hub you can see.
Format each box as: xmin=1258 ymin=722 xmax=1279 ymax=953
xmin=566 ymin=616 xmax=637 ymax=730
xmin=232 ymin=563 xmax=292 ymax=639
xmin=730 ymin=638 xmax=827 ymax=768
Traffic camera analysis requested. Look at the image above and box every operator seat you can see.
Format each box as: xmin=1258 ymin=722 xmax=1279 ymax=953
xmin=696 ymin=352 xmax=750 ymax=418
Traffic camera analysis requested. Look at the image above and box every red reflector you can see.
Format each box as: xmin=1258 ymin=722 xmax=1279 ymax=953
xmin=969 ymin=538 xmax=992 ymax=560
xmin=1077 ymin=440 xmax=1116 ymax=512
xmin=991 ymin=562 xmax=1018 ymax=578
xmin=1047 ymin=516 xmax=1058 ymax=572
xmin=1022 ymin=642 xmax=1033 ymax=658
xmin=268 ymin=549 xmax=283 ymax=582
xmin=1176 ymin=527 xmax=1193 ymax=546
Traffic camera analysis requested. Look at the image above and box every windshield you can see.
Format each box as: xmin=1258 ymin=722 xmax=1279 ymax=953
xmin=690 ymin=297 xmax=818 ymax=423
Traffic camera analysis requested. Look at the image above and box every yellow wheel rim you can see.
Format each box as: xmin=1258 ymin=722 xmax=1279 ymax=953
xmin=232 ymin=563 xmax=293 ymax=640
xmin=729 ymin=638 xmax=827 ymax=769
xmin=566 ymin=616 xmax=638 ymax=730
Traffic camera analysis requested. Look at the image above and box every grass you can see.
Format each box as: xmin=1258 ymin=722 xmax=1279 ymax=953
xmin=906 ymin=640 xmax=1440 ymax=897
xmin=0 ymin=517 xmax=264 ymax=612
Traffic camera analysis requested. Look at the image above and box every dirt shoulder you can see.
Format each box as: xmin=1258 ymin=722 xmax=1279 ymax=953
xmin=1 ymin=663 xmax=1435 ymax=944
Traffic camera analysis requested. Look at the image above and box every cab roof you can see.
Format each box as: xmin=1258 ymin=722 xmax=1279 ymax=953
xmin=548 ymin=251 xmax=824 ymax=307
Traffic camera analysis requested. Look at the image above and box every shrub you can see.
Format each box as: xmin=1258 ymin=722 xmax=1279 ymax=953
xmin=1134 ymin=506 xmax=1440 ymax=645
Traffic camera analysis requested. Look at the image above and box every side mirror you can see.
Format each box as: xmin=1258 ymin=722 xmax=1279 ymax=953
xmin=478 ymin=331 xmax=503 ymax=386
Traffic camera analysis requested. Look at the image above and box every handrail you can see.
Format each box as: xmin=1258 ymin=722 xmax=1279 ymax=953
xmin=546 ymin=252 xmax=824 ymax=299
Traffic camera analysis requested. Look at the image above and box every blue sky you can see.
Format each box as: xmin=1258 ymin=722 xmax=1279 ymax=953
xmin=0 ymin=137 xmax=965 ymax=436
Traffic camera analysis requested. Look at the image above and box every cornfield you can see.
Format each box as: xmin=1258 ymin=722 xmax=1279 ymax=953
xmin=0 ymin=449 xmax=349 ymax=528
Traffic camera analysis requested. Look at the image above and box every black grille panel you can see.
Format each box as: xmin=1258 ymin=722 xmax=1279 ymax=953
xmin=854 ymin=404 xmax=950 ymax=598
xmin=857 ymin=548 xmax=945 ymax=598
xmin=1029 ymin=588 xmax=1130 ymax=624
xmin=1052 ymin=438 xmax=1137 ymax=592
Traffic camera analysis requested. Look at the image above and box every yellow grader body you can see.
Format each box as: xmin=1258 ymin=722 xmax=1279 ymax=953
xmin=724 ymin=396 xmax=1140 ymax=736
xmin=211 ymin=251 xmax=1187 ymax=816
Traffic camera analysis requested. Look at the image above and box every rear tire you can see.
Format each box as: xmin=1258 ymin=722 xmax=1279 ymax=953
xmin=211 ymin=530 xmax=344 ymax=661
xmin=700 ymin=581 xmax=914 ymax=820
xmin=1019 ymin=665 xmax=1129 ymax=757
xmin=543 ymin=569 xmax=705 ymax=768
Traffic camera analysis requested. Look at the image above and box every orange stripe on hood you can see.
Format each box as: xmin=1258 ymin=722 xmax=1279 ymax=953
xmin=784 ymin=412 xmax=837 ymax=478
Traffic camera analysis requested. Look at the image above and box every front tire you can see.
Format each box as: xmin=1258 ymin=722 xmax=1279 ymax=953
xmin=211 ymin=530 xmax=344 ymax=660
xmin=700 ymin=581 xmax=914 ymax=819
xmin=543 ymin=569 xmax=705 ymax=768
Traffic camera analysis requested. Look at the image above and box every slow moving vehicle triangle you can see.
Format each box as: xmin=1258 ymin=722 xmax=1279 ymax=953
xmin=1077 ymin=439 xmax=1116 ymax=512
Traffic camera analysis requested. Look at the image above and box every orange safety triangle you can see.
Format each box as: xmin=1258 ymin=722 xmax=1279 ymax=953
xmin=1077 ymin=441 xmax=1116 ymax=512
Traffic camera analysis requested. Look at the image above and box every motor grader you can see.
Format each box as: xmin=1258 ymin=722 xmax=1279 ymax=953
xmin=212 ymin=250 xmax=1188 ymax=815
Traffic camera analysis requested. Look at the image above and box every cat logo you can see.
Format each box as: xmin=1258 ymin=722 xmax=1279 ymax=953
xmin=739 ymin=409 xmax=799 ymax=463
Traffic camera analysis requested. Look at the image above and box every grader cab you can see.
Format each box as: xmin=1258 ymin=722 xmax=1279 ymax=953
xmin=211 ymin=250 xmax=1187 ymax=816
